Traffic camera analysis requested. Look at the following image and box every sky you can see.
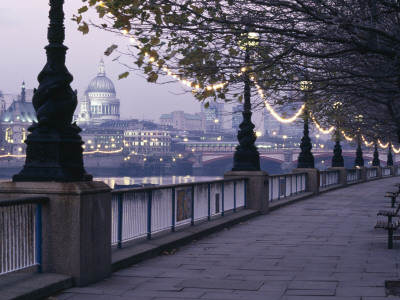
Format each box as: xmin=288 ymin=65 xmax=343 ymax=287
xmin=0 ymin=0 xmax=222 ymax=124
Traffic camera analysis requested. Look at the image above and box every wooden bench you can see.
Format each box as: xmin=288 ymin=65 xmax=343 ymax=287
xmin=375 ymin=205 xmax=400 ymax=249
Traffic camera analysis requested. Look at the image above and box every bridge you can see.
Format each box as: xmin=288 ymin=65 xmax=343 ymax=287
xmin=183 ymin=142 xmax=397 ymax=174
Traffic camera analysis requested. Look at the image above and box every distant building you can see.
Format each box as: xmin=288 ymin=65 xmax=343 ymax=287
xmin=124 ymin=130 xmax=171 ymax=154
xmin=0 ymin=82 xmax=37 ymax=154
xmin=77 ymin=59 xmax=120 ymax=125
xmin=232 ymin=104 xmax=242 ymax=131
xmin=159 ymin=111 xmax=205 ymax=132
xmin=201 ymin=102 xmax=223 ymax=133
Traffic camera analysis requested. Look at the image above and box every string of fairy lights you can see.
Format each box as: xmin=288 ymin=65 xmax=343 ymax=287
xmin=92 ymin=3 xmax=400 ymax=153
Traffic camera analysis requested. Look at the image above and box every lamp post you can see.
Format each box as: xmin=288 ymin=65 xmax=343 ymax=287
xmin=13 ymin=0 xmax=92 ymax=182
xmin=331 ymin=102 xmax=344 ymax=168
xmin=232 ymin=32 xmax=260 ymax=171
xmin=372 ymin=141 xmax=380 ymax=166
xmin=387 ymin=143 xmax=394 ymax=166
xmin=332 ymin=130 xmax=344 ymax=167
xmin=297 ymin=78 xmax=314 ymax=168
xmin=354 ymin=115 xmax=364 ymax=167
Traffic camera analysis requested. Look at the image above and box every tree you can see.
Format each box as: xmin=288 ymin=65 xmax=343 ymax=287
xmin=75 ymin=0 xmax=400 ymax=143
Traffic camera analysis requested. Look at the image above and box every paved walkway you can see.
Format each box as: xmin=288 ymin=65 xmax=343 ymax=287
xmin=56 ymin=177 xmax=400 ymax=299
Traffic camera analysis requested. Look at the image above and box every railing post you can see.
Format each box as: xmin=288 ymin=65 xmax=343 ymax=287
xmin=221 ymin=182 xmax=225 ymax=216
xmin=147 ymin=191 xmax=152 ymax=240
xmin=35 ymin=203 xmax=43 ymax=274
xmin=117 ymin=193 xmax=123 ymax=249
xmin=171 ymin=187 xmax=176 ymax=232
xmin=207 ymin=184 xmax=211 ymax=220
xmin=233 ymin=180 xmax=237 ymax=213
xmin=191 ymin=185 xmax=195 ymax=226
xmin=244 ymin=180 xmax=247 ymax=208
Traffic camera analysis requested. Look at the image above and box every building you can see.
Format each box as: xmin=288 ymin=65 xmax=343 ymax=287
xmin=0 ymin=82 xmax=37 ymax=154
xmin=232 ymin=104 xmax=243 ymax=131
xmin=77 ymin=59 xmax=120 ymax=125
xmin=159 ymin=111 xmax=205 ymax=132
xmin=124 ymin=129 xmax=171 ymax=154
xmin=201 ymin=102 xmax=224 ymax=133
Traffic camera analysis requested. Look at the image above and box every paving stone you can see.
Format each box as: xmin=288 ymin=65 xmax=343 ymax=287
xmin=287 ymin=280 xmax=338 ymax=290
xmin=176 ymin=279 xmax=263 ymax=291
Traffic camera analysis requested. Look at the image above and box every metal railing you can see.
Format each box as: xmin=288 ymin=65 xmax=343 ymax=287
xmin=269 ymin=172 xmax=307 ymax=202
xmin=347 ymin=168 xmax=361 ymax=183
xmin=111 ymin=178 xmax=247 ymax=248
xmin=382 ymin=167 xmax=392 ymax=177
xmin=0 ymin=196 xmax=49 ymax=275
xmin=367 ymin=167 xmax=378 ymax=179
xmin=319 ymin=170 xmax=340 ymax=189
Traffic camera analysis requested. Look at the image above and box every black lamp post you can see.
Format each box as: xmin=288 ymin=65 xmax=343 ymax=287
xmin=372 ymin=142 xmax=380 ymax=166
xmin=332 ymin=130 xmax=344 ymax=167
xmin=297 ymin=79 xmax=314 ymax=168
xmin=232 ymin=33 xmax=260 ymax=171
xmin=331 ymin=102 xmax=344 ymax=168
xmin=13 ymin=0 xmax=92 ymax=182
xmin=354 ymin=134 xmax=365 ymax=167
xmin=387 ymin=143 xmax=394 ymax=166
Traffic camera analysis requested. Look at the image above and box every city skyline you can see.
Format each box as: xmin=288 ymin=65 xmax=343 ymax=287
xmin=0 ymin=1 xmax=212 ymax=123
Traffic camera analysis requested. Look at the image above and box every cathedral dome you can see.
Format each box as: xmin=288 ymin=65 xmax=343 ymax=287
xmin=86 ymin=58 xmax=116 ymax=94
xmin=87 ymin=76 xmax=116 ymax=93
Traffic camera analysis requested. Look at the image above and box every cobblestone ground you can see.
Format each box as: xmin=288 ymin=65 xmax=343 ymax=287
xmin=57 ymin=177 xmax=400 ymax=299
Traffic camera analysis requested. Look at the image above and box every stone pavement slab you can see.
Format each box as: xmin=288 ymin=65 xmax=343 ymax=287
xmin=54 ymin=177 xmax=400 ymax=299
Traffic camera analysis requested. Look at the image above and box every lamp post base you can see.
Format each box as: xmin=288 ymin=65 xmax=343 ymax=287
xmin=13 ymin=130 xmax=92 ymax=182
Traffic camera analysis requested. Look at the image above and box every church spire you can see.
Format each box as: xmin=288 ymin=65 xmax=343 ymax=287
xmin=98 ymin=58 xmax=105 ymax=76
xmin=21 ymin=81 xmax=26 ymax=102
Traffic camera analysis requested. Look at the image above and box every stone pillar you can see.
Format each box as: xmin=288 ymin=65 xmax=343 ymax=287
xmin=0 ymin=181 xmax=111 ymax=286
xmin=328 ymin=167 xmax=347 ymax=186
xmin=390 ymin=166 xmax=396 ymax=176
xmin=357 ymin=167 xmax=368 ymax=181
xmin=292 ymin=168 xmax=319 ymax=194
xmin=224 ymin=171 xmax=269 ymax=215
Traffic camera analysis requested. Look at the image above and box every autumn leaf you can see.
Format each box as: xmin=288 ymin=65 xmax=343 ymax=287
xmin=104 ymin=44 xmax=118 ymax=56
xmin=78 ymin=6 xmax=88 ymax=14
xmin=118 ymin=72 xmax=130 ymax=79
xmin=147 ymin=72 xmax=159 ymax=82
xmin=78 ymin=22 xmax=89 ymax=35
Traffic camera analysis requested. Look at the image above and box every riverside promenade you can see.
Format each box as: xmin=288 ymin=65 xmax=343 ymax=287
xmin=54 ymin=176 xmax=400 ymax=299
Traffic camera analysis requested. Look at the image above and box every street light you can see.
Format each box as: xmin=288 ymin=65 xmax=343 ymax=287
xmin=354 ymin=114 xmax=364 ymax=167
xmin=297 ymin=72 xmax=314 ymax=168
xmin=232 ymin=32 xmax=261 ymax=171
xmin=331 ymin=101 xmax=344 ymax=168
xmin=13 ymin=0 xmax=91 ymax=182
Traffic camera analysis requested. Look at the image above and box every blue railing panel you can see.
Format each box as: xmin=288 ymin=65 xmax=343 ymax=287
xmin=269 ymin=173 xmax=307 ymax=202
xmin=0 ymin=197 xmax=48 ymax=275
xmin=111 ymin=178 xmax=247 ymax=247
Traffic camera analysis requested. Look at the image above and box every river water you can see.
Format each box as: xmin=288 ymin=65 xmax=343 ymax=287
xmin=95 ymin=175 xmax=223 ymax=189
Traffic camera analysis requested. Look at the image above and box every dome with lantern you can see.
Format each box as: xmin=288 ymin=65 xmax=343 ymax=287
xmin=78 ymin=59 xmax=120 ymax=125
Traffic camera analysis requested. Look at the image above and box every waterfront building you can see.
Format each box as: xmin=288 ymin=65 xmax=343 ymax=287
xmin=0 ymin=82 xmax=37 ymax=154
xmin=201 ymin=102 xmax=224 ymax=133
xmin=159 ymin=111 xmax=205 ymax=132
xmin=124 ymin=129 xmax=171 ymax=154
xmin=77 ymin=59 xmax=120 ymax=125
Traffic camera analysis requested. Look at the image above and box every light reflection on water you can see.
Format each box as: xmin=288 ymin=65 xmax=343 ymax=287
xmin=95 ymin=175 xmax=223 ymax=189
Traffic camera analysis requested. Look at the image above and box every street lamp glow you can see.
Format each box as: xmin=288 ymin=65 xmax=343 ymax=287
xmin=239 ymin=32 xmax=260 ymax=50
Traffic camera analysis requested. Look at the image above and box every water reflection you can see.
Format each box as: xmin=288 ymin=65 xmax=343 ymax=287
xmin=95 ymin=175 xmax=223 ymax=189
